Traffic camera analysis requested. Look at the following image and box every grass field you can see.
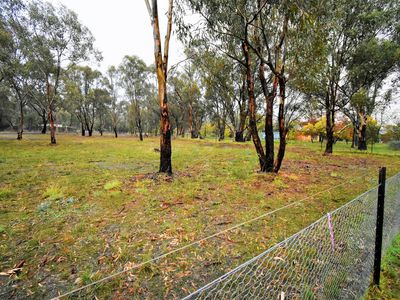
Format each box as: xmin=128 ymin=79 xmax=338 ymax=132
xmin=365 ymin=234 xmax=400 ymax=300
xmin=1 ymin=133 xmax=400 ymax=298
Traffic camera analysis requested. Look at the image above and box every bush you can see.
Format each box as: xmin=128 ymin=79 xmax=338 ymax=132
xmin=388 ymin=141 xmax=400 ymax=151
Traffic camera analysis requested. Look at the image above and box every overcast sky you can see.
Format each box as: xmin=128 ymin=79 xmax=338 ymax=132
xmin=47 ymin=0 xmax=184 ymax=72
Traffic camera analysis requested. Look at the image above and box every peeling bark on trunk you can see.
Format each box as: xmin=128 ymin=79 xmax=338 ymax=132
xmin=147 ymin=0 xmax=173 ymax=174
xmin=273 ymin=78 xmax=287 ymax=173
xmin=259 ymin=62 xmax=277 ymax=172
xmin=242 ymin=41 xmax=266 ymax=171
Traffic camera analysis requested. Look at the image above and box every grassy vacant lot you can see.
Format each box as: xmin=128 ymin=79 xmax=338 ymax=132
xmin=1 ymin=133 xmax=400 ymax=298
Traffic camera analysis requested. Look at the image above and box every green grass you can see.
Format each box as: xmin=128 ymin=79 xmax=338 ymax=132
xmin=0 ymin=133 xmax=399 ymax=298
xmin=365 ymin=234 xmax=400 ymax=300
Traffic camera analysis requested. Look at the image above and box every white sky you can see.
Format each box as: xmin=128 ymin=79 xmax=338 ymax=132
xmin=47 ymin=0 xmax=184 ymax=72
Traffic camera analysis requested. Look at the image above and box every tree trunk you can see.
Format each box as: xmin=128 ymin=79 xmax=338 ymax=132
xmin=358 ymin=125 xmax=367 ymax=150
xmin=17 ymin=101 xmax=23 ymax=140
xmin=149 ymin=0 xmax=173 ymax=174
xmin=88 ymin=128 xmax=93 ymax=137
xmin=48 ymin=108 xmax=56 ymax=144
xmin=46 ymin=80 xmax=57 ymax=144
xmin=242 ymin=41 xmax=266 ymax=171
xmin=259 ymin=62 xmax=277 ymax=172
xmin=138 ymin=120 xmax=143 ymax=141
xmin=235 ymin=72 xmax=247 ymax=143
xmin=324 ymin=97 xmax=334 ymax=155
xmin=159 ymin=100 xmax=172 ymax=173
xmin=235 ymin=131 xmax=244 ymax=142
xmin=41 ymin=114 xmax=47 ymax=134
xmin=191 ymin=130 xmax=198 ymax=139
xmin=358 ymin=114 xmax=367 ymax=150
xmin=136 ymin=110 xmax=144 ymax=141
xmin=325 ymin=120 xmax=334 ymax=154
xmin=218 ymin=120 xmax=225 ymax=141
xmin=114 ymin=126 xmax=118 ymax=138
xmin=90 ymin=124 xmax=94 ymax=136
xmin=351 ymin=126 xmax=356 ymax=148
xmin=188 ymin=102 xmax=194 ymax=138
xmin=81 ymin=124 xmax=85 ymax=136
xmin=273 ymin=78 xmax=287 ymax=173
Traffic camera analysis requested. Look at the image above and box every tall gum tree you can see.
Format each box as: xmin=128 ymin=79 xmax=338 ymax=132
xmin=341 ymin=38 xmax=400 ymax=150
xmin=307 ymin=0 xmax=400 ymax=154
xmin=0 ymin=0 xmax=32 ymax=140
xmin=144 ymin=0 xmax=173 ymax=174
xmin=105 ymin=66 xmax=120 ymax=138
xmin=27 ymin=0 xmax=99 ymax=144
xmin=180 ymin=0 xmax=314 ymax=173
xmin=119 ymin=55 xmax=150 ymax=141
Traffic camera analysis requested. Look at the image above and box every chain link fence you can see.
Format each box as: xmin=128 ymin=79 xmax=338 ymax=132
xmin=183 ymin=172 xmax=400 ymax=300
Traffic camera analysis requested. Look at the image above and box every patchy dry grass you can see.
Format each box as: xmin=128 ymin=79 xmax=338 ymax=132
xmin=0 ymin=133 xmax=399 ymax=299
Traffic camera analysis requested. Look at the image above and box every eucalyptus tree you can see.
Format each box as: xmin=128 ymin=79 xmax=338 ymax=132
xmin=170 ymin=66 xmax=205 ymax=139
xmin=105 ymin=66 xmax=120 ymax=138
xmin=190 ymin=49 xmax=247 ymax=141
xmin=341 ymin=38 xmax=400 ymax=150
xmin=180 ymin=0 xmax=315 ymax=173
xmin=0 ymin=0 xmax=34 ymax=140
xmin=303 ymin=0 xmax=400 ymax=154
xmin=144 ymin=0 xmax=174 ymax=174
xmin=28 ymin=84 xmax=48 ymax=134
xmin=63 ymin=66 xmax=102 ymax=136
xmin=0 ymin=84 xmax=14 ymax=129
xmin=26 ymin=0 xmax=99 ymax=144
xmin=94 ymin=87 xmax=111 ymax=136
xmin=119 ymin=55 xmax=150 ymax=141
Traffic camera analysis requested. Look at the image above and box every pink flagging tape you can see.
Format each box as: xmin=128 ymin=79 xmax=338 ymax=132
xmin=327 ymin=213 xmax=336 ymax=251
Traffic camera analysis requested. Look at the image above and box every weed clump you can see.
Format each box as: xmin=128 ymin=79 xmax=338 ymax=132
xmin=104 ymin=180 xmax=122 ymax=190
xmin=43 ymin=186 xmax=64 ymax=201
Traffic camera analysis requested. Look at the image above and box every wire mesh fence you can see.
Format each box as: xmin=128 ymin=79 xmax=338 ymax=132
xmin=183 ymin=172 xmax=400 ymax=300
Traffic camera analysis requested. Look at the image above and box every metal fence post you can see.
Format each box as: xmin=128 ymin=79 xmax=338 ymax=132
xmin=373 ymin=167 xmax=386 ymax=286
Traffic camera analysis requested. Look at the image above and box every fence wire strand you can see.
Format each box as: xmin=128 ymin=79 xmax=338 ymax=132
xmin=183 ymin=173 xmax=400 ymax=300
